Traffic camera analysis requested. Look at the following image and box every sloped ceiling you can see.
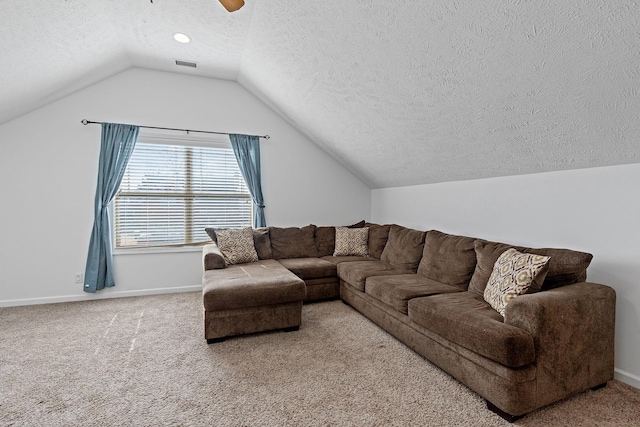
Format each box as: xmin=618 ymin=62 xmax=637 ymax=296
xmin=2 ymin=0 xmax=640 ymax=188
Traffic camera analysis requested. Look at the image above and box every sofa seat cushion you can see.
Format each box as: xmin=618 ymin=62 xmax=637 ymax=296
xmin=408 ymin=292 xmax=535 ymax=368
xmin=203 ymin=260 xmax=306 ymax=311
xmin=277 ymin=258 xmax=337 ymax=280
xmin=321 ymin=255 xmax=377 ymax=265
xmin=365 ymin=274 xmax=463 ymax=314
xmin=337 ymin=261 xmax=413 ymax=292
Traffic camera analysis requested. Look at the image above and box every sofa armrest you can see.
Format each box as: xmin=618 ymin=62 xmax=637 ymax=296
xmin=504 ymin=282 xmax=615 ymax=406
xmin=203 ymin=243 xmax=226 ymax=271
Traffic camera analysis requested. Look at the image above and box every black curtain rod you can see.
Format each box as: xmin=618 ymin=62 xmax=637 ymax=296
xmin=81 ymin=119 xmax=270 ymax=140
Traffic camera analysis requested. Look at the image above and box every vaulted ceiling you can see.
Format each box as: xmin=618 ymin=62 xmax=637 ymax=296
xmin=2 ymin=0 xmax=640 ymax=188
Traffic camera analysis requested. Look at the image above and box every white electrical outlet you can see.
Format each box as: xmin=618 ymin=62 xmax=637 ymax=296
xmin=74 ymin=273 xmax=84 ymax=284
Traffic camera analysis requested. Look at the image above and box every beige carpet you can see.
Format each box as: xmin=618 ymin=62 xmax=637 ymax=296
xmin=1 ymin=292 xmax=639 ymax=426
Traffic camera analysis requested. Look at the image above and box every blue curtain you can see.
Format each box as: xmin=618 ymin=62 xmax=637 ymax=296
xmin=84 ymin=123 xmax=139 ymax=293
xmin=229 ymin=134 xmax=266 ymax=227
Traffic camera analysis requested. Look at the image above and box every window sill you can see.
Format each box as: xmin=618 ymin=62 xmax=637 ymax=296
xmin=113 ymin=246 xmax=205 ymax=256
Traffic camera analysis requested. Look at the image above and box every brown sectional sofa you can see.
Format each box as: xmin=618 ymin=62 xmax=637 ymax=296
xmin=201 ymin=222 xmax=616 ymax=421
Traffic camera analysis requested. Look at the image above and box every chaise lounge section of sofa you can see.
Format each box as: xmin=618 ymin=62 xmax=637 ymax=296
xmin=201 ymin=222 xmax=616 ymax=422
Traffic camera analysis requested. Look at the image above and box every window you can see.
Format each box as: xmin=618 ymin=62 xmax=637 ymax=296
xmin=114 ymin=135 xmax=252 ymax=249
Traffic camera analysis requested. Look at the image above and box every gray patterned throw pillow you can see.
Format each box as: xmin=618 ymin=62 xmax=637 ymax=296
xmin=215 ymin=227 xmax=259 ymax=265
xmin=484 ymin=248 xmax=550 ymax=317
xmin=333 ymin=226 xmax=369 ymax=257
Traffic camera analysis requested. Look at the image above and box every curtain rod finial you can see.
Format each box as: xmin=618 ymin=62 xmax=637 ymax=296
xmin=265 ymin=135 xmax=270 ymax=140
xmin=81 ymin=119 xmax=89 ymax=125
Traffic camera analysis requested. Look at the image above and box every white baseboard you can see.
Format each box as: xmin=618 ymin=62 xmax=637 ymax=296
xmin=615 ymin=368 xmax=640 ymax=389
xmin=0 ymin=285 xmax=202 ymax=308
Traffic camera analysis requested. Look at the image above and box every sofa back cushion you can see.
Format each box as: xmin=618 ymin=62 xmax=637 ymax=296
xmin=365 ymin=222 xmax=391 ymax=259
xmin=380 ymin=225 xmax=426 ymax=271
xmin=468 ymin=239 xmax=593 ymax=295
xmin=270 ymin=225 xmax=319 ymax=259
xmin=417 ymin=230 xmax=477 ymax=290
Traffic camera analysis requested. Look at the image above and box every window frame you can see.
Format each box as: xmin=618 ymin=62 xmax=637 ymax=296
xmin=112 ymin=130 xmax=253 ymax=253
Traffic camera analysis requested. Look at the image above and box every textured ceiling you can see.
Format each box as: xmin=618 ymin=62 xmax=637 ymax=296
xmin=2 ymin=0 xmax=640 ymax=188
xmin=0 ymin=0 xmax=254 ymax=125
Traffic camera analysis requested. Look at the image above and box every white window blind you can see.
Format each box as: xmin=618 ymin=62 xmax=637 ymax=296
xmin=114 ymin=141 xmax=252 ymax=248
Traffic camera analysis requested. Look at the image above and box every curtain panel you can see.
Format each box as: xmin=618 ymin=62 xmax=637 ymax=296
xmin=84 ymin=123 xmax=139 ymax=293
xmin=229 ymin=134 xmax=266 ymax=228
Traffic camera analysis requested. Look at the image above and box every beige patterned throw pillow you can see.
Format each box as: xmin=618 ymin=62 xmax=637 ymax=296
xmin=215 ymin=227 xmax=259 ymax=265
xmin=334 ymin=226 xmax=369 ymax=257
xmin=484 ymin=248 xmax=550 ymax=317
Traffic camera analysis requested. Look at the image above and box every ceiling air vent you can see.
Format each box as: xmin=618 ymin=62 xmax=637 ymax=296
xmin=175 ymin=59 xmax=197 ymax=68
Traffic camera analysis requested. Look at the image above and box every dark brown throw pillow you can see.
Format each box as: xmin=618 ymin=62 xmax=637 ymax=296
xmin=417 ymin=230 xmax=477 ymax=290
xmin=270 ymin=225 xmax=319 ymax=259
xmin=205 ymin=227 xmax=218 ymax=243
xmin=315 ymin=226 xmax=336 ymax=257
xmin=468 ymin=239 xmax=593 ymax=295
xmin=252 ymin=228 xmax=272 ymax=260
xmin=365 ymin=222 xmax=391 ymax=259
xmin=522 ymin=247 xmax=592 ymax=290
xmin=380 ymin=224 xmax=426 ymax=271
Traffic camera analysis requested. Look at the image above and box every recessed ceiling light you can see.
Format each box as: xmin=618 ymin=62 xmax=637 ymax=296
xmin=173 ymin=33 xmax=191 ymax=43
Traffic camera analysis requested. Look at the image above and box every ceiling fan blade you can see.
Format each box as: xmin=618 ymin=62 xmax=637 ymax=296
xmin=219 ymin=0 xmax=245 ymax=12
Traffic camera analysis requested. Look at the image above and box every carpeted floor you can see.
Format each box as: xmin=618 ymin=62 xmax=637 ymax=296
xmin=1 ymin=292 xmax=639 ymax=426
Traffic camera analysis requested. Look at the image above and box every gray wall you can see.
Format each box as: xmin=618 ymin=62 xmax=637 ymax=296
xmin=0 ymin=68 xmax=371 ymax=305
